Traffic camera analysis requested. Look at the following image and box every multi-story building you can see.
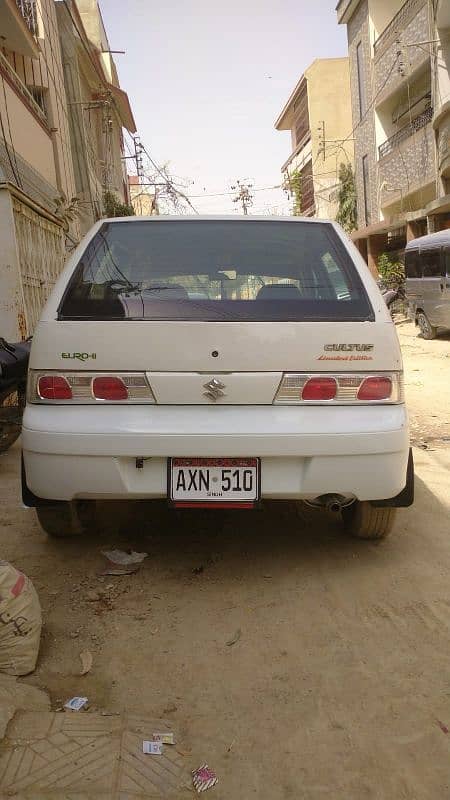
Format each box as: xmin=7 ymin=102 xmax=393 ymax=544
xmin=0 ymin=0 xmax=136 ymax=340
xmin=337 ymin=0 xmax=450 ymax=275
xmin=432 ymin=0 xmax=450 ymax=224
xmin=275 ymin=58 xmax=354 ymax=218
xmin=0 ymin=0 xmax=78 ymax=339
xmin=128 ymin=175 xmax=157 ymax=216
xmin=56 ymin=0 xmax=136 ymax=235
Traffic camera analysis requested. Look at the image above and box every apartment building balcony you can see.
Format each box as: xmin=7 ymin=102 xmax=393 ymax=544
xmin=298 ymin=159 xmax=315 ymax=216
xmin=378 ymin=109 xmax=435 ymax=208
xmin=0 ymin=48 xmax=47 ymax=126
xmin=280 ymin=131 xmax=312 ymax=174
xmin=373 ymin=0 xmax=430 ymax=105
xmin=0 ymin=0 xmax=39 ymax=57
xmin=15 ymin=0 xmax=37 ymax=35
xmin=378 ymin=106 xmax=432 ymax=159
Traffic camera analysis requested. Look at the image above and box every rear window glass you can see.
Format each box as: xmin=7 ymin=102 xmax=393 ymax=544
xmin=59 ymin=220 xmax=374 ymax=322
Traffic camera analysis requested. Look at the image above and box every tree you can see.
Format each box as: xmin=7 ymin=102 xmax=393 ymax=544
xmin=148 ymin=164 xmax=197 ymax=215
xmin=377 ymin=252 xmax=405 ymax=288
xmin=103 ymin=191 xmax=135 ymax=217
xmin=284 ymin=168 xmax=302 ymax=216
xmin=335 ymin=163 xmax=357 ymax=233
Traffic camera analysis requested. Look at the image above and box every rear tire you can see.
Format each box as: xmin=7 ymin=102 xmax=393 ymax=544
xmin=342 ymin=501 xmax=397 ymax=540
xmin=36 ymin=501 xmax=96 ymax=538
xmin=417 ymin=311 xmax=437 ymax=340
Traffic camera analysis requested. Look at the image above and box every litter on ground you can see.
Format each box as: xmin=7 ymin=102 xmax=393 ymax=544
xmin=143 ymin=740 xmax=163 ymax=754
xmin=192 ymin=763 xmax=218 ymax=793
xmin=153 ymin=732 xmax=175 ymax=745
xmin=64 ymin=696 xmax=88 ymax=711
xmin=101 ymin=549 xmax=148 ymax=566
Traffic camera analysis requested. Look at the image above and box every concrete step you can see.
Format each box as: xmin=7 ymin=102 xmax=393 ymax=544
xmin=0 ymin=711 xmax=189 ymax=798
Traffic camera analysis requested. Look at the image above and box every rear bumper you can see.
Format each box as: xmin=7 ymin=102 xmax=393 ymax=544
xmin=22 ymin=404 xmax=410 ymax=502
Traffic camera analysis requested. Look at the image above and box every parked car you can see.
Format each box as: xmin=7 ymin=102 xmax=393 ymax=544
xmin=0 ymin=338 xmax=31 ymax=453
xmin=405 ymin=229 xmax=450 ymax=339
xmin=22 ymin=216 xmax=413 ymax=540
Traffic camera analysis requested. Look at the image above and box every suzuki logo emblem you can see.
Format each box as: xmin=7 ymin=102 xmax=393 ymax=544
xmin=203 ymin=378 xmax=226 ymax=402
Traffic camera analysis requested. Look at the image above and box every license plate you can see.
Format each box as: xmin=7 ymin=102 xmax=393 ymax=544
xmin=168 ymin=458 xmax=260 ymax=508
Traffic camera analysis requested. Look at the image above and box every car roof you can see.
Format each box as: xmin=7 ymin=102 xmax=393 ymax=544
xmin=405 ymin=229 xmax=450 ymax=252
xmin=100 ymin=214 xmax=334 ymax=224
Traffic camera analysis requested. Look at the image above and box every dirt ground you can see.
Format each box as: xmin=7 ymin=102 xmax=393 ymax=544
xmin=1 ymin=321 xmax=450 ymax=799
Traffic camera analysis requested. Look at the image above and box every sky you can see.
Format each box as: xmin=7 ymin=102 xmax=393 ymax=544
xmin=100 ymin=0 xmax=348 ymax=214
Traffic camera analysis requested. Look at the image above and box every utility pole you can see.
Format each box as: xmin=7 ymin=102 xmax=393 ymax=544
xmin=231 ymin=180 xmax=253 ymax=215
xmin=133 ymin=136 xmax=144 ymax=178
xmin=318 ymin=120 xmax=326 ymax=161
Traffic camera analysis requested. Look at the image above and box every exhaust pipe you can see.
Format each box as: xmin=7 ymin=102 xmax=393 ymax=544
xmin=326 ymin=498 xmax=342 ymax=514
xmin=305 ymin=493 xmax=355 ymax=512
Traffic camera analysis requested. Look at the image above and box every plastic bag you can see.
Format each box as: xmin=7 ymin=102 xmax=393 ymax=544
xmin=0 ymin=561 xmax=42 ymax=676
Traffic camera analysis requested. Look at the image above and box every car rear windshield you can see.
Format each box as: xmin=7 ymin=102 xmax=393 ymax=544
xmin=59 ymin=220 xmax=374 ymax=322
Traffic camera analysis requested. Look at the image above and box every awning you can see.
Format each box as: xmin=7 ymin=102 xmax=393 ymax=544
xmin=107 ymin=83 xmax=136 ymax=134
xmin=351 ymin=218 xmax=405 ymax=241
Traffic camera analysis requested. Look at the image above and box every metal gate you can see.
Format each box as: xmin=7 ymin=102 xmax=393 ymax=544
xmin=12 ymin=197 xmax=66 ymax=336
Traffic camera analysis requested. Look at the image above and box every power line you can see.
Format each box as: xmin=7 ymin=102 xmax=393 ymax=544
xmin=188 ymin=184 xmax=282 ymax=199
xmin=329 ymin=52 xmax=402 ymax=152
xmin=0 ymin=74 xmax=23 ymax=188
xmin=62 ymin=0 xmax=107 ymax=87
xmin=35 ymin=0 xmax=75 ymax=197
xmin=139 ymin=141 xmax=200 ymax=214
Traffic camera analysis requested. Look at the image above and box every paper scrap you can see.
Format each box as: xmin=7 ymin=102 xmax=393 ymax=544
xmin=192 ymin=763 xmax=218 ymax=793
xmin=64 ymin=696 xmax=88 ymax=711
xmin=101 ymin=549 xmax=148 ymax=566
xmin=153 ymin=732 xmax=175 ymax=745
xmin=143 ymin=740 xmax=163 ymax=755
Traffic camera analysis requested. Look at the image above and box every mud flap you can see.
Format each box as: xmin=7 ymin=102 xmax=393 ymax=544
xmin=21 ymin=454 xmax=55 ymax=507
xmin=371 ymin=448 xmax=414 ymax=508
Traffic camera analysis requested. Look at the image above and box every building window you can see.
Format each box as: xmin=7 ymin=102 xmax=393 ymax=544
xmin=362 ymin=154 xmax=370 ymax=225
xmin=356 ymin=42 xmax=367 ymax=119
xmin=27 ymin=87 xmax=47 ymax=116
xmin=293 ymin=86 xmax=310 ymax=148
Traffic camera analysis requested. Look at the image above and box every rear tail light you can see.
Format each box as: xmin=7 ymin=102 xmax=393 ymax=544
xmin=275 ymin=372 xmax=403 ymax=404
xmin=302 ymin=377 xmax=337 ymax=401
xmin=92 ymin=376 xmax=128 ymax=401
xmin=29 ymin=372 xmax=155 ymax=404
xmin=38 ymin=375 xmax=72 ymax=400
xmin=357 ymin=376 xmax=392 ymax=401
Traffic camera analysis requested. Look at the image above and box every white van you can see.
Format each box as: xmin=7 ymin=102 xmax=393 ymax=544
xmin=22 ymin=216 xmax=413 ymax=540
xmin=405 ymin=229 xmax=450 ymax=339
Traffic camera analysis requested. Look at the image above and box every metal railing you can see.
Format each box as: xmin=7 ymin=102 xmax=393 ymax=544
xmin=373 ymin=0 xmax=425 ymax=57
xmin=15 ymin=0 xmax=38 ymax=36
xmin=378 ymin=106 xmax=433 ymax=159
xmin=0 ymin=50 xmax=47 ymax=125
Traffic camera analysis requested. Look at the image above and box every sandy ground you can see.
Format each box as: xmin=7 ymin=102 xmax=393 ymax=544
xmin=398 ymin=321 xmax=450 ymax=447
xmin=0 ymin=321 xmax=450 ymax=799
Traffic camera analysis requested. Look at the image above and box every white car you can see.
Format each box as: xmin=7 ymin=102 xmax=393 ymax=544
xmin=22 ymin=216 xmax=413 ymax=540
